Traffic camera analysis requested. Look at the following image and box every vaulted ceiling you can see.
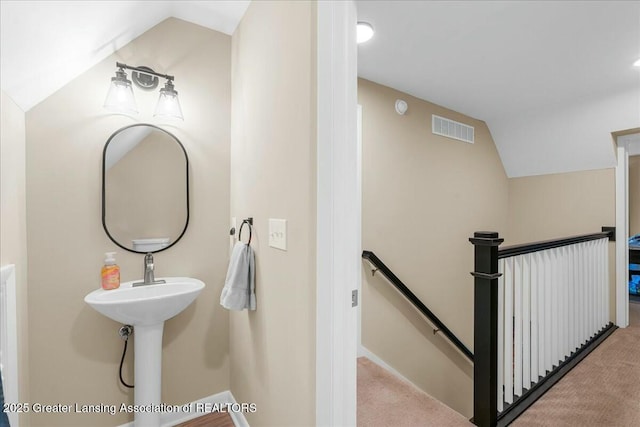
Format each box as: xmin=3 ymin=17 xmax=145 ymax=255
xmin=2 ymin=1 xmax=638 ymax=177
xmin=357 ymin=1 xmax=638 ymax=123
xmin=0 ymin=1 xmax=249 ymax=112
xmin=356 ymin=1 xmax=640 ymax=176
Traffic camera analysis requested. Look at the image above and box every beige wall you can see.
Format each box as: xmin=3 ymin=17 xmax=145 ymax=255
xmin=0 ymin=90 xmax=30 ymax=425
xmin=630 ymin=156 xmax=640 ymax=236
xmin=507 ymin=169 xmax=616 ymax=244
xmin=359 ymin=78 xmax=510 ymax=416
xmin=229 ymin=1 xmax=317 ymax=425
xmin=507 ymin=168 xmax=617 ymax=320
xmin=25 ymin=18 xmax=230 ymax=426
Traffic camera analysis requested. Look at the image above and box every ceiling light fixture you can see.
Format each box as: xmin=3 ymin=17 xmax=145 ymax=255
xmin=104 ymin=62 xmax=184 ymax=120
xmin=357 ymin=22 xmax=374 ymax=44
xmin=634 ymin=58 xmax=640 ymax=67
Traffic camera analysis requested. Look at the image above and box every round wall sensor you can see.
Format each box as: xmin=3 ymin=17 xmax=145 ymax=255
xmin=395 ymin=99 xmax=408 ymax=115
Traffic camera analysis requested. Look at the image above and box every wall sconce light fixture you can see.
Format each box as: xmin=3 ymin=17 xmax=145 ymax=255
xmin=104 ymin=62 xmax=183 ymax=120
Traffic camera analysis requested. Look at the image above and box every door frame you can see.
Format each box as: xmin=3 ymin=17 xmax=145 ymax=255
xmin=316 ymin=1 xmax=359 ymax=426
xmin=615 ymin=132 xmax=640 ymax=327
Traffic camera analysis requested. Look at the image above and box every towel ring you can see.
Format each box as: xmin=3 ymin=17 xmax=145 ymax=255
xmin=238 ymin=218 xmax=253 ymax=245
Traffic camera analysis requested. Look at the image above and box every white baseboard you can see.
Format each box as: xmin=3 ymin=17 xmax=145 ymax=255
xmin=358 ymin=345 xmax=422 ymax=392
xmin=226 ymin=391 xmax=250 ymax=427
xmin=118 ymin=390 xmax=250 ymax=427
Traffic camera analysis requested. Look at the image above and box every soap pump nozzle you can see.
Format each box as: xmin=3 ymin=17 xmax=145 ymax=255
xmin=104 ymin=252 xmax=117 ymax=265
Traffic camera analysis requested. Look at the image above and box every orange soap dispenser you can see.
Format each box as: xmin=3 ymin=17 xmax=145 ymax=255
xmin=101 ymin=252 xmax=120 ymax=290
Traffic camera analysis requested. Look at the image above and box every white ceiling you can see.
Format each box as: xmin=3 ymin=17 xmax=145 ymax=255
xmin=0 ymin=0 xmax=249 ymax=112
xmin=356 ymin=0 xmax=639 ymax=123
xmin=1 ymin=1 xmax=638 ymax=177
xmin=357 ymin=1 xmax=640 ymax=177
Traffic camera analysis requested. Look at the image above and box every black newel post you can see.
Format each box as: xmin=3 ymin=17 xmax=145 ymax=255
xmin=469 ymin=231 xmax=503 ymax=427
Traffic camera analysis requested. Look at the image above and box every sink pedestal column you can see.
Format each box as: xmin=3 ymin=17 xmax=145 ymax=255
xmin=134 ymin=323 xmax=164 ymax=427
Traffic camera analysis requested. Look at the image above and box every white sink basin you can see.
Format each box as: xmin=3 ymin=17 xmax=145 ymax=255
xmin=84 ymin=277 xmax=205 ymax=325
xmin=85 ymin=276 xmax=205 ymax=426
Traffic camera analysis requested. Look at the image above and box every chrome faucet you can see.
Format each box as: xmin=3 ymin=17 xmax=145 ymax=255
xmin=144 ymin=253 xmax=155 ymax=283
xmin=133 ymin=253 xmax=166 ymax=287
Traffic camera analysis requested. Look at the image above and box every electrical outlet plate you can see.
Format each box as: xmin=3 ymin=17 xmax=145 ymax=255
xmin=268 ymin=218 xmax=287 ymax=250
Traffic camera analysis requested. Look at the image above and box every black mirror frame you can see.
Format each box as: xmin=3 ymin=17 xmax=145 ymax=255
xmin=101 ymin=123 xmax=190 ymax=254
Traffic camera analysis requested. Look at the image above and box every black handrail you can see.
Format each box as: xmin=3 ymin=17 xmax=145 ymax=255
xmin=498 ymin=227 xmax=615 ymax=259
xmin=362 ymin=250 xmax=474 ymax=362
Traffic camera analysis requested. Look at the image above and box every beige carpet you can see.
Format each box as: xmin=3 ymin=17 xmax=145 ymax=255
xmin=513 ymin=302 xmax=640 ymax=426
xmin=357 ymin=357 xmax=472 ymax=427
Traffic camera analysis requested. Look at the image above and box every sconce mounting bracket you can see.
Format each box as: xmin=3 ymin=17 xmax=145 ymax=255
xmin=131 ymin=66 xmax=159 ymax=91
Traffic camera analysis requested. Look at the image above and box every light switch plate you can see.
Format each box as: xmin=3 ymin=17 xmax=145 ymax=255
xmin=268 ymin=218 xmax=287 ymax=250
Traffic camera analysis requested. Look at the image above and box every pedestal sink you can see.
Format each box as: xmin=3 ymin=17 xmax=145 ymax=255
xmin=85 ymin=277 xmax=205 ymax=427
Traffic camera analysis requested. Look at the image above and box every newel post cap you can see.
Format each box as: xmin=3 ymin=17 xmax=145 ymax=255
xmin=469 ymin=231 xmax=504 ymax=246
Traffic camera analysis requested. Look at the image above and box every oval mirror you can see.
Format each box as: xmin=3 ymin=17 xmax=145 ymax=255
xmin=102 ymin=124 xmax=189 ymax=253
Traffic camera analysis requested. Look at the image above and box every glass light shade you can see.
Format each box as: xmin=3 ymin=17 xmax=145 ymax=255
xmin=153 ymin=80 xmax=183 ymax=120
xmin=104 ymin=71 xmax=138 ymax=114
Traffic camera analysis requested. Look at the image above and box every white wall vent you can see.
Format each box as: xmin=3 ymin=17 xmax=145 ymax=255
xmin=432 ymin=114 xmax=474 ymax=144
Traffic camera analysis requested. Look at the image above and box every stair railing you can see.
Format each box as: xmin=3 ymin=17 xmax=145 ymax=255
xmin=362 ymin=250 xmax=473 ymax=362
xmin=470 ymin=227 xmax=617 ymax=427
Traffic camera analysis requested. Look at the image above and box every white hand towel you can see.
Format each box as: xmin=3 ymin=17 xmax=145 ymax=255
xmin=220 ymin=241 xmax=256 ymax=310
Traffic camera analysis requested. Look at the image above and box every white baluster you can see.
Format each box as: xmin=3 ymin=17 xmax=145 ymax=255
xmin=558 ymin=247 xmax=565 ymax=361
xmin=562 ymin=246 xmax=569 ymax=360
xmin=599 ymin=239 xmax=609 ymax=328
xmin=498 ymin=258 xmax=505 ymax=413
xmin=588 ymin=241 xmax=598 ymax=338
xmin=585 ymin=242 xmax=591 ymax=339
xmin=595 ymin=241 xmax=600 ymax=333
xmin=576 ymin=243 xmax=582 ymax=350
xmin=587 ymin=242 xmax=596 ymax=339
xmin=604 ymin=239 xmax=608 ymax=325
xmin=579 ymin=242 xmax=586 ymax=346
xmin=544 ymin=250 xmax=552 ymax=373
xmin=551 ymin=248 xmax=560 ymax=367
xmin=514 ymin=255 xmax=523 ymax=396
xmin=504 ymin=257 xmax=514 ymax=404
xmin=522 ymin=253 xmax=531 ymax=390
xmin=569 ymin=245 xmax=578 ymax=352
xmin=603 ymin=239 xmax=609 ymax=325
xmin=530 ymin=252 xmax=539 ymax=384
xmin=537 ymin=251 xmax=545 ymax=377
